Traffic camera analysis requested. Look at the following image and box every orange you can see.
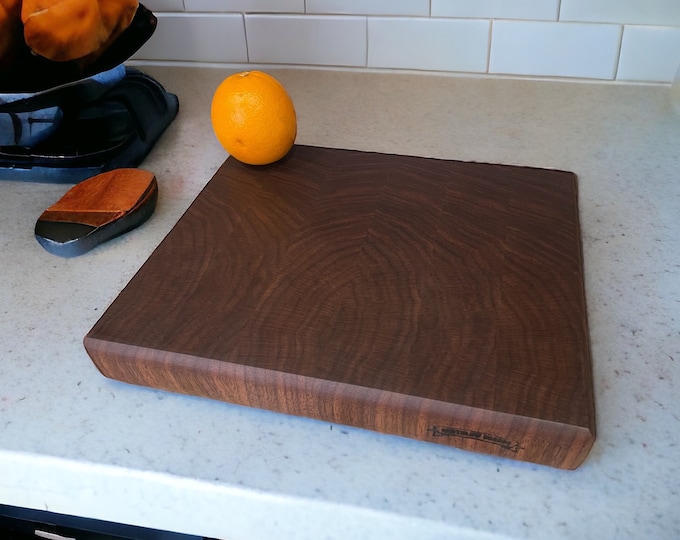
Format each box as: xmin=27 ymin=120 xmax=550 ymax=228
xmin=210 ymin=71 xmax=297 ymax=165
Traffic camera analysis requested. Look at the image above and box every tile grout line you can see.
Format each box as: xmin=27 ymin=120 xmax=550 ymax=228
xmin=242 ymin=13 xmax=250 ymax=63
xmin=487 ymin=20 xmax=493 ymax=74
xmin=612 ymin=24 xmax=624 ymax=81
xmin=365 ymin=16 xmax=369 ymax=68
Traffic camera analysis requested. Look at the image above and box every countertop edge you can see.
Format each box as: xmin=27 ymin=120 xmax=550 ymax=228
xmin=0 ymin=449 xmax=513 ymax=540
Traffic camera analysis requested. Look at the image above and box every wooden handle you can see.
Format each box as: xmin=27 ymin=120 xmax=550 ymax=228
xmin=39 ymin=168 xmax=156 ymax=228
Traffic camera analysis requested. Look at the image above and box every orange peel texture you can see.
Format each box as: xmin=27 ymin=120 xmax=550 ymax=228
xmin=211 ymin=71 xmax=297 ymax=166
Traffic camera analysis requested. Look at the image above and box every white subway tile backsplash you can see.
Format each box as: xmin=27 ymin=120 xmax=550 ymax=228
xmin=489 ymin=21 xmax=621 ymax=79
xmin=135 ymin=0 xmax=680 ymax=82
xmin=432 ymin=0 xmax=559 ymax=21
xmin=245 ymin=15 xmax=366 ymax=67
xmin=307 ymin=0 xmax=429 ymax=16
xmin=560 ymin=0 xmax=680 ymax=26
xmin=133 ymin=14 xmax=248 ymax=62
xmin=617 ymin=26 xmax=680 ymax=82
xmin=142 ymin=0 xmax=185 ymax=12
xmin=183 ymin=0 xmax=304 ymax=13
xmin=368 ymin=18 xmax=489 ymax=72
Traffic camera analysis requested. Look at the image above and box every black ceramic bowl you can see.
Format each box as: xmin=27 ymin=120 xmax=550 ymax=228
xmin=0 ymin=3 xmax=157 ymax=94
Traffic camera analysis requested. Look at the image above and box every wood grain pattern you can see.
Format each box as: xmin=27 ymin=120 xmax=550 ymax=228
xmin=84 ymin=145 xmax=595 ymax=469
xmin=39 ymin=168 xmax=157 ymax=227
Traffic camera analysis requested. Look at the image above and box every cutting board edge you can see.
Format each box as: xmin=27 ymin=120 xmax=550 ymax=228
xmin=83 ymin=335 xmax=595 ymax=469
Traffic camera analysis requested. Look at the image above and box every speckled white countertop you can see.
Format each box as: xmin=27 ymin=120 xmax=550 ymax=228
xmin=1 ymin=65 xmax=679 ymax=540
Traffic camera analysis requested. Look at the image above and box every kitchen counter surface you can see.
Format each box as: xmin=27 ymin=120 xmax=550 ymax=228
xmin=1 ymin=66 xmax=678 ymax=540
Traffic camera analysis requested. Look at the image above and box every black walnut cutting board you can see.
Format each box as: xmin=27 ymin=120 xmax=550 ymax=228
xmin=84 ymin=145 xmax=595 ymax=469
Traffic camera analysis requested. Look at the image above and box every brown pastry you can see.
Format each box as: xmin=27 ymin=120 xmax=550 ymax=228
xmin=0 ymin=0 xmax=22 ymax=69
xmin=21 ymin=0 xmax=139 ymax=61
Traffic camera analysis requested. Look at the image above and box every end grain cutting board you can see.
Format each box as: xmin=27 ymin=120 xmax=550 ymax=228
xmin=84 ymin=145 xmax=595 ymax=469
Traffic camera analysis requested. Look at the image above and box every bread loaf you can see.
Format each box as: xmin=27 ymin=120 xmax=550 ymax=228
xmin=0 ymin=0 xmax=22 ymax=68
xmin=21 ymin=0 xmax=139 ymax=61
